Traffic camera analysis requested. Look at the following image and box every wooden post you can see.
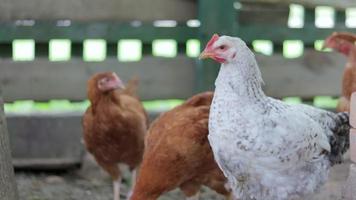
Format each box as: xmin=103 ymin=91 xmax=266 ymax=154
xmin=0 ymin=87 xmax=18 ymax=200
xmin=343 ymin=92 xmax=356 ymax=199
xmin=196 ymin=0 xmax=237 ymax=92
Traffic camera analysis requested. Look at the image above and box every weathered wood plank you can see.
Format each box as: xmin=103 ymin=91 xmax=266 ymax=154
xmin=0 ymin=51 xmax=346 ymax=101
xmin=0 ymin=22 xmax=198 ymax=43
xmin=260 ymin=50 xmax=344 ymax=98
xmin=2 ymin=0 xmax=353 ymax=23
xmin=0 ymin=0 xmax=196 ymax=21
xmin=241 ymin=0 xmax=356 ymax=10
xmin=0 ymin=56 xmax=196 ymax=102
xmin=239 ymin=2 xmax=289 ymax=25
xmin=7 ymin=110 xmax=160 ymax=170
xmin=0 ymin=87 xmax=18 ymax=200
xmin=0 ymin=21 xmax=354 ymax=44
xmin=238 ymin=24 xmax=356 ymax=43
xmin=7 ymin=112 xmax=84 ymax=169
xmin=7 ymin=113 xmax=84 ymax=159
xmin=0 ymin=0 xmax=353 ymax=24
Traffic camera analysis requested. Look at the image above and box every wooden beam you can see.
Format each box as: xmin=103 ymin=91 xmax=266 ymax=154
xmin=0 ymin=56 xmax=196 ymax=102
xmin=7 ymin=110 xmax=160 ymax=170
xmin=0 ymin=0 xmax=196 ymax=21
xmin=0 ymin=21 xmax=354 ymax=44
xmin=0 ymin=86 xmax=18 ymax=200
xmin=260 ymin=50 xmax=344 ymax=98
xmin=241 ymin=0 xmax=356 ymax=10
xmin=0 ymin=51 xmax=346 ymax=102
xmin=7 ymin=113 xmax=84 ymax=170
xmin=0 ymin=0 xmax=353 ymax=23
xmin=0 ymin=22 xmax=198 ymax=43
xmin=239 ymin=1 xmax=289 ymax=26
xmin=238 ymin=24 xmax=356 ymax=43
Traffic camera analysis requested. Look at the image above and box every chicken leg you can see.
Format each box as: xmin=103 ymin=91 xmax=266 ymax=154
xmin=113 ymin=177 xmax=122 ymax=200
xmin=97 ymin=161 xmax=122 ymax=200
xmin=127 ymin=169 xmax=137 ymax=199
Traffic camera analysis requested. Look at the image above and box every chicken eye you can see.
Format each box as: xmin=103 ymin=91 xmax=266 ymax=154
xmin=219 ymin=45 xmax=226 ymax=50
xmin=99 ymin=77 xmax=110 ymax=85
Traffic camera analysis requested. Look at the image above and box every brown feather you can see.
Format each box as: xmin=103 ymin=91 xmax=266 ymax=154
xmin=82 ymin=72 xmax=148 ymax=180
xmin=326 ymin=32 xmax=356 ymax=112
xmin=335 ymin=35 xmax=356 ymax=112
xmin=124 ymin=76 xmax=139 ymax=97
xmin=130 ymin=91 xmax=230 ymax=200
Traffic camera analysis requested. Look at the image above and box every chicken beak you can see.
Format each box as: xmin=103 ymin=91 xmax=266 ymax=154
xmin=199 ymin=34 xmax=220 ymax=60
xmin=112 ymin=73 xmax=125 ymax=89
xmin=199 ymin=51 xmax=214 ymax=60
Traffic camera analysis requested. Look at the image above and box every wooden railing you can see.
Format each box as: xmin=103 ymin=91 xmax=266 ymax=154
xmin=1 ymin=0 xmax=356 ymax=168
xmin=0 ymin=0 xmax=355 ymax=103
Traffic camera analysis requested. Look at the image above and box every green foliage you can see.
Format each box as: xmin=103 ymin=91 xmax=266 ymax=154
xmin=4 ymin=99 xmax=184 ymax=114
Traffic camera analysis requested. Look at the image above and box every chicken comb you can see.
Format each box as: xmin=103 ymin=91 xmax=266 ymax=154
xmin=331 ymin=32 xmax=356 ymax=44
xmin=324 ymin=32 xmax=356 ymax=56
xmin=206 ymin=34 xmax=220 ymax=49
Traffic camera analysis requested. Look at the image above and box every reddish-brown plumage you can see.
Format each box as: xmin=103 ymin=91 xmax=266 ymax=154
xmin=82 ymin=72 xmax=148 ymax=199
xmin=338 ymin=58 xmax=356 ymax=112
xmin=130 ymin=91 xmax=231 ymax=200
xmin=324 ymin=32 xmax=356 ymax=112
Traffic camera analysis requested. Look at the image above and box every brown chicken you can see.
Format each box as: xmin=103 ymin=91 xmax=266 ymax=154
xmin=324 ymin=32 xmax=356 ymax=112
xmin=130 ymin=91 xmax=231 ymax=200
xmin=82 ymin=72 xmax=148 ymax=200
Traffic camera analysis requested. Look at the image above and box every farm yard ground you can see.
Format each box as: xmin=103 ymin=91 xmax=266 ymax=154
xmin=15 ymin=153 xmax=226 ymax=200
xmin=16 ymin=153 xmax=351 ymax=200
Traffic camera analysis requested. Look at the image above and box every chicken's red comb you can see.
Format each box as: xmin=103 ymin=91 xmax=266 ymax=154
xmin=324 ymin=32 xmax=356 ymax=56
xmin=206 ymin=34 xmax=220 ymax=49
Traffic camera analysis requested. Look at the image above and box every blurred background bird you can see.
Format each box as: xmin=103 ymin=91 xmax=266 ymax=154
xmin=324 ymin=32 xmax=356 ymax=112
xmin=82 ymin=72 xmax=148 ymax=200
xmin=130 ymin=91 xmax=232 ymax=200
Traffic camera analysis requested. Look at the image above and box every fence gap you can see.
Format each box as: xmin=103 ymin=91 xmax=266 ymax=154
xmin=0 ymin=43 xmax=12 ymax=58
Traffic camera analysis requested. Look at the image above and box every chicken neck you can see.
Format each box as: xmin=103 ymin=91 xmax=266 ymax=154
xmin=215 ymin=60 xmax=267 ymax=105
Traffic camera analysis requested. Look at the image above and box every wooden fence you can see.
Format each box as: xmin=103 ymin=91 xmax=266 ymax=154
xmin=1 ymin=0 xmax=356 ymax=168
xmin=0 ymin=0 xmax=355 ymax=101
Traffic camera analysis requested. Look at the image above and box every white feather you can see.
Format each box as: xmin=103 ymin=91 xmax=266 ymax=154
xmin=208 ymin=36 xmax=341 ymax=200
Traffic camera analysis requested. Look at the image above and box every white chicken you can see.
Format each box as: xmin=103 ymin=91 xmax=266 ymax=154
xmin=199 ymin=34 xmax=350 ymax=200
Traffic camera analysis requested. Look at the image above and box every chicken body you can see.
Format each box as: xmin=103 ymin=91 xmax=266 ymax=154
xmin=200 ymin=35 xmax=350 ymax=200
xmin=130 ymin=92 xmax=231 ymax=200
xmin=82 ymin=72 xmax=148 ymax=200
xmin=338 ymin=53 xmax=356 ymax=112
xmin=324 ymin=32 xmax=356 ymax=112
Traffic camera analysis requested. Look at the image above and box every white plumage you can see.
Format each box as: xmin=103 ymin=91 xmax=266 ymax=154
xmin=206 ymin=36 xmax=349 ymax=200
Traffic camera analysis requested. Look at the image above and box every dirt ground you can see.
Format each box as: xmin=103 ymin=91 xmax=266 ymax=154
xmin=16 ymin=154 xmax=227 ymax=200
xmin=16 ymin=153 xmax=352 ymax=200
